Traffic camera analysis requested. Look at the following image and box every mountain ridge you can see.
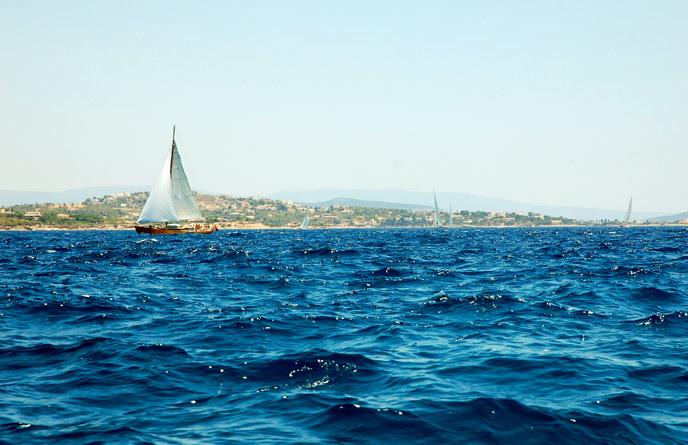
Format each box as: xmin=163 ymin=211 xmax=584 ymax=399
xmin=0 ymin=186 xmax=148 ymax=206
xmin=646 ymin=212 xmax=688 ymax=223
xmin=269 ymin=189 xmax=669 ymax=221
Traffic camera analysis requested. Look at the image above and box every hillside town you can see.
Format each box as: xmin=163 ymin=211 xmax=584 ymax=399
xmin=0 ymin=191 xmax=661 ymax=230
xmin=1 ymin=193 xmax=301 ymax=229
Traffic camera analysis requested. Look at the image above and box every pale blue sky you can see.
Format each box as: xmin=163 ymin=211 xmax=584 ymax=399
xmin=1 ymin=1 xmax=686 ymax=212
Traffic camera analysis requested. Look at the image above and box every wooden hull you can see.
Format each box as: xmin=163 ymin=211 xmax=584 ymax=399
xmin=135 ymin=225 xmax=218 ymax=235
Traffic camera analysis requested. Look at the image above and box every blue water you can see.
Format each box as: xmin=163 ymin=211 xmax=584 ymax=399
xmin=1 ymin=228 xmax=687 ymax=444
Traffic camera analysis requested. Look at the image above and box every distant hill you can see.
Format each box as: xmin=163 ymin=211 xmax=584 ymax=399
xmin=0 ymin=186 xmax=147 ymax=206
xmin=3 ymin=186 xmax=675 ymax=222
xmin=269 ymin=189 xmax=666 ymax=221
xmin=308 ymin=197 xmax=432 ymax=211
xmin=646 ymin=212 xmax=688 ymax=223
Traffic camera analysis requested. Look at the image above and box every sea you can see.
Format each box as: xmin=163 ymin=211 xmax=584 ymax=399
xmin=1 ymin=228 xmax=687 ymax=444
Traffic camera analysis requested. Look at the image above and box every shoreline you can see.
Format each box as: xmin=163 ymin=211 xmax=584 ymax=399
xmin=1 ymin=224 xmax=686 ymax=232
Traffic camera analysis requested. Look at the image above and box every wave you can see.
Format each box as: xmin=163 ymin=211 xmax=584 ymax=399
xmin=199 ymin=249 xmax=250 ymax=263
xmin=313 ymin=403 xmax=440 ymax=443
xmin=651 ymin=246 xmax=681 ymax=253
xmin=295 ymin=247 xmax=360 ymax=256
xmin=311 ymin=397 xmax=683 ymax=444
xmin=628 ymin=286 xmax=682 ymax=302
xmin=630 ymin=311 xmax=688 ymax=327
xmin=424 ymin=291 xmax=522 ymax=311
xmin=242 ymin=350 xmax=379 ymax=388
xmin=44 ymin=425 xmax=147 ymax=442
xmin=134 ymin=343 xmax=190 ymax=357
xmin=0 ymin=337 xmax=115 ymax=369
xmin=6 ymin=298 xmax=135 ymax=318
xmin=368 ymin=267 xmax=406 ymax=277
xmin=608 ymin=265 xmax=654 ymax=276
xmin=599 ymin=391 xmax=677 ymax=411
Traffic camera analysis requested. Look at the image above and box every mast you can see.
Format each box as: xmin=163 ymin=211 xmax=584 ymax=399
xmin=170 ymin=126 xmax=176 ymax=176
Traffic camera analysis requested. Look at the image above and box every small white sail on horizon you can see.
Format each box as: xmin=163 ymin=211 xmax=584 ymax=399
xmin=300 ymin=215 xmax=310 ymax=229
xmin=624 ymin=197 xmax=633 ymax=224
xmin=433 ymin=191 xmax=440 ymax=227
xmin=449 ymin=204 xmax=453 ymax=227
xmin=137 ymin=128 xmax=203 ymax=224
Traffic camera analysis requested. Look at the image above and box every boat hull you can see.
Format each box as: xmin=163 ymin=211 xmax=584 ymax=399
xmin=135 ymin=225 xmax=218 ymax=235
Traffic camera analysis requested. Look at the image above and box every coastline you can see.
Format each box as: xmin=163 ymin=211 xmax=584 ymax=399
xmin=1 ymin=223 xmax=685 ymax=232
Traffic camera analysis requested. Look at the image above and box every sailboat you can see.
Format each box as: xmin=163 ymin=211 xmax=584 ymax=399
xmin=433 ymin=191 xmax=440 ymax=227
xmin=300 ymin=215 xmax=310 ymax=229
xmin=134 ymin=127 xmax=217 ymax=235
xmin=623 ymin=197 xmax=633 ymax=226
xmin=448 ymin=204 xmax=453 ymax=227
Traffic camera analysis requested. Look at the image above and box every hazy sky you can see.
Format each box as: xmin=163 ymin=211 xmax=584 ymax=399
xmin=2 ymin=1 xmax=686 ymax=212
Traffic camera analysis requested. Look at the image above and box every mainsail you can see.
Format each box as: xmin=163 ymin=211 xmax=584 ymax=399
xmin=137 ymin=128 xmax=203 ymax=224
xmin=433 ymin=191 xmax=440 ymax=227
xmin=300 ymin=215 xmax=309 ymax=229
xmin=624 ymin=197 xmax=633 ymax=224
xmin=448 ymin=204 xmax=453 ymax=226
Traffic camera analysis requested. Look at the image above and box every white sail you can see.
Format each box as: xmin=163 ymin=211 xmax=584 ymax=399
xmin=300 ymin=215 xmax=309 ymax=229
xmin=433 ymin=191 xmax=440 ymax=227
xmin=168 ymin=141 xmax=202 ymax=221
xmin=624 ymin=197 xmax=633 ymax=223
xmin=137 ymin=133 xmax=203 ymax=224
xmin=449 ymin=204 xmax=453 ymax=226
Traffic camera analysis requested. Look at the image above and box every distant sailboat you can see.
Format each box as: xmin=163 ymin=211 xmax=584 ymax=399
xmin=624 ymin=197 xmax=633 ymax=225
xmin=448 ymin=204 xmax=453 ymax=227
xmin=135 ymin=127 xmax=217 ymax=234
xmin=433 ymin=191 xmax=440 ymax=227
xmin=300 ymin=215 xmax=310 ymax=229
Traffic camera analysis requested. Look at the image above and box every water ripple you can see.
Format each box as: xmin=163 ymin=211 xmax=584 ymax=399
xmin=0 ymin=228 xmax=687 ymax=443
